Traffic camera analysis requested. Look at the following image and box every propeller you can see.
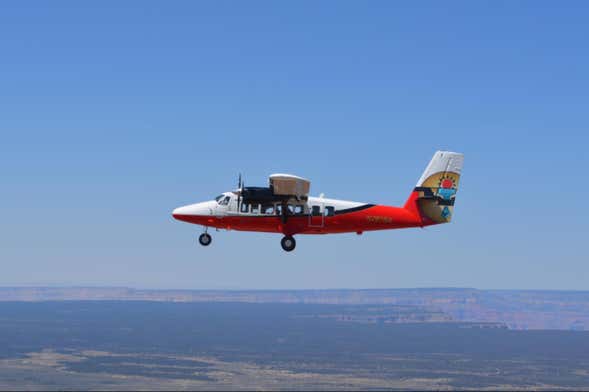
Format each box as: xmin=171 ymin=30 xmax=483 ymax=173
xmin=237 ymin=173 xmax=244 ymax=210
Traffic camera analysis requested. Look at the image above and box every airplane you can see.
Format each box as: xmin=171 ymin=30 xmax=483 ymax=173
xmin=172 ymin=151 xmax=464 ymax=252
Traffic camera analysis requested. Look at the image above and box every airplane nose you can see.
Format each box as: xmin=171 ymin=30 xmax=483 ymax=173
xmin=172 ymin=205 xmax=190 ymax=220
xmin=172 ymin=202 xmax=214 ymax=221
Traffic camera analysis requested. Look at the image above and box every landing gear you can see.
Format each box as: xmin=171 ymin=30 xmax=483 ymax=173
xmin=280 ymin=235 xmax=296 ymax=252
xmin=198 ymin=233 xmax=212 ymax=246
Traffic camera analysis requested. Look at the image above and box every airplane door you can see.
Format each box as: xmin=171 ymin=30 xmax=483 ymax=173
xmin=309 ymin=204 xmax=324 ymax=227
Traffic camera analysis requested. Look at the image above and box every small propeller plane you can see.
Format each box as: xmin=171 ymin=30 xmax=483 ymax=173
xmin=172 ymin=151 xmax=464 ymax=252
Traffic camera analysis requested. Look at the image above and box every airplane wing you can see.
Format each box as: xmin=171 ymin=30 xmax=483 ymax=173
xmin=269 ymin=173 xmax=310 ymax=200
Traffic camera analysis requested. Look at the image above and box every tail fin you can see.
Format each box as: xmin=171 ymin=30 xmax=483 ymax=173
xmin=404 ymin=151 xmax=464 ymax=224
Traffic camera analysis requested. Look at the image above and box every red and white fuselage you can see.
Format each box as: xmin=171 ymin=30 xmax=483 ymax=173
xmin=173 ymin=194 xmax=423 ymax=235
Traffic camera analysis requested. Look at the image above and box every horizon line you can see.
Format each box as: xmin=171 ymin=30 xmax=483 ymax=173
xmin=1 ymin=286 xmax=588 ymax=293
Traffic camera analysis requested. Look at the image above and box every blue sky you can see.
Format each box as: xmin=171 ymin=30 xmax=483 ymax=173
xmin=1 ymin=1 xmax=588 ymax=290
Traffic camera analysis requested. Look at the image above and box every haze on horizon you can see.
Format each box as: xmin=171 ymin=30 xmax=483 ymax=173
xmin=1 ymin=1 xmax=588 ymax=290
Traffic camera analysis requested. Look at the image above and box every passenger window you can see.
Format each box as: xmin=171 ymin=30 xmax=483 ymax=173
xmin=325 ymin=206 xmax=335 ymax=217
xmin=240 ymin=203 xmax=249 ymax=213
xmin=294 ymin=205 xmax=304 ymax=215
xmin=263 ymin=205 xmax=274 ymax=214
xmin=251 ymin=204 xmax=260 ymax=214
xmin=276 ymin=204 xmax=282 ymax=215
xmin=287 ymin=204 xmax=294 ymax=214
xmin=312 ymin=206 xmax=321 ymax=216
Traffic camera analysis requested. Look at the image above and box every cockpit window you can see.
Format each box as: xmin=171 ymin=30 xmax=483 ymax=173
xmin=220 ymin=196 xmax=230 ymax=205
xmin=215 ymin=194 xmax=224 ymax=203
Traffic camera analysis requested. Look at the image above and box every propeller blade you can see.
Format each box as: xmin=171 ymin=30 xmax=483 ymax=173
xmin=237 ymin=173 xmax=243 ymax=210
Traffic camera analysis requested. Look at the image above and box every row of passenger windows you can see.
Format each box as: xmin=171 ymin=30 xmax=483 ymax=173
xmin=216 ymin=194 xmax=336 ymax=217
xmin=239 ymin=203 xmax=335 ymax=216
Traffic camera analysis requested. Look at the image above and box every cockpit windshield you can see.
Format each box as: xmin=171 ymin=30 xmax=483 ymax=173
xmin=216 ymin=194 xmax=231 ymax=205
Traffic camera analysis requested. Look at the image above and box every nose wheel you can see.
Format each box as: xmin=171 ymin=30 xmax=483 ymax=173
xmin=280 ymin=235 xmax=296 ymax=252
xmin=198 ymin=233 xmax=212 ymax=246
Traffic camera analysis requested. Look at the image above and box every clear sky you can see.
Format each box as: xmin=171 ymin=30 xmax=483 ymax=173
xmin=1 ymin=1 xmax=588 ymax=290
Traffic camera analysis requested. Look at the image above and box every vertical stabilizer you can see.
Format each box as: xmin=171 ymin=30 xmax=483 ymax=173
xmin=405 ymin=151 xmax=464 ymax=224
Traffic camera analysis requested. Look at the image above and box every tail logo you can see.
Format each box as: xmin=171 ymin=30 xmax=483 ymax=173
xmin=414 ymin=172 xmax=460 ymax=223
xmin=437 ymin=176 xmax=457 ymax=220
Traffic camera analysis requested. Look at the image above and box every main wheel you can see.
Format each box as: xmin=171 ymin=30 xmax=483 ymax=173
xmin=280 ymin=235 xmax=296 ymax=252
xmin=198 ymin=233 xmax=212 ymax=246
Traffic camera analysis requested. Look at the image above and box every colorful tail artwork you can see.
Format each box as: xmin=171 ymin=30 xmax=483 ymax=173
xmin=405 ymin=151 xmax=465 ymax=225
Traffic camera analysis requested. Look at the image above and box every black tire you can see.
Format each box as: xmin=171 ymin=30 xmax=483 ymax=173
xmin=280 ymin=236 xmax=296 ymax=252
xmin=199 ymin=233 xmax=212 ymax=246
